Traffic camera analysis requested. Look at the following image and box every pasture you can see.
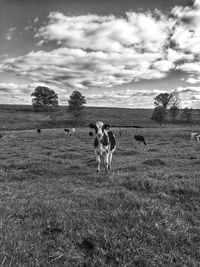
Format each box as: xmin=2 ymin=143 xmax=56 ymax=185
xmin=0 ymin=125 xmax=200 ymax=266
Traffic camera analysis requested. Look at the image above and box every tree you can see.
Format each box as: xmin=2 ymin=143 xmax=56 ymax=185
xmin=68 ymin=91 xmax=86 ymax=125
xmin=181 ymin=107 xmax=193 ymax=122
xmin=151 ymin=106 xmax=167 ymax=126
xmin=170 ymin=92 xmax=180 ymax=108
xmin=169 ymin=106 xmax=179 ymax=122
xmin=31 ymin=86 xmax=58 ymax=111
xmin=154 ymin=93 xmax=174 ymax=109
xmin=168 ymin=92 xmax=180 ymax=122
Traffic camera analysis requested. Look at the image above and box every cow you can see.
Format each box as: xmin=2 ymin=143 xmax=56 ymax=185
xmin=191 ymin=132 xmax=200 ymax=143
xmin=64 ymin=128 xmax=72 ymax=137
xmin=89 ymin=131 xmax=93 ymax=137
xmin=134 ymin=135 xmax=147 ymax=145
xmin=37 ymin=128 xmax=41 ymax=133
xmin=89 ymin=121 xmax=116 ymax=173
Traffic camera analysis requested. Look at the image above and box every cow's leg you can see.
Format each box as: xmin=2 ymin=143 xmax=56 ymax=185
xmin=95 ymin=151 xmax=101 ymax=173
xmin=104 ymin=152 xmax=109 ymax=173
xmin=108 ymin=151 xmax=112 ymax=171
xmin=108 ymin=149 xmax=115 ymax=171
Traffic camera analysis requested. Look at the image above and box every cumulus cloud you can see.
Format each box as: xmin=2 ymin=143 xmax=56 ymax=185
xmin=0 ymin=10 xmax=175 ymax=93
xmin=2 ymin=1 xmax=200 ymax=107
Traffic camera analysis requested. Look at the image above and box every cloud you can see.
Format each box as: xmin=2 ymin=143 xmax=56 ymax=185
xmin=0 ymin=46 xmax=169 ymax=91
xmin=173 ymin=85 xmax=200 ymax=107
xmin=1 ymin=1 xmax=200 ymax=107
xmin=34 ymin=17 xmax=39 ymax=23
xmin=185 ymin=77 xmax=200 ymax=84
xmin=35 ymin=11 xmax=170 ymax=53
xmin=0 ymin=10 xmax=177 ymax=92
xmin=87 ymin=89 xmax=166 ymax=108
xmin=5 ymin=27 xmax=16 ymax=40
xmin=0 ymin=82 xmax=65 ymax=104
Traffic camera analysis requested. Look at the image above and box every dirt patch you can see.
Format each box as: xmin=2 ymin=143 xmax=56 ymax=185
xmin=143 ymin=159 xmax=165 ymax=166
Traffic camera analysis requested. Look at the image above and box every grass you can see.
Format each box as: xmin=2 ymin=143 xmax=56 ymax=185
xmin=0 ymin=124 xmax=200 ymax=266
xmin=1 ymin=104 xmax=200 ymax=131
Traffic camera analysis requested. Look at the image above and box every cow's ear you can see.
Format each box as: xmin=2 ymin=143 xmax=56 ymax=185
xmin=89 ymin=123 xmax=96 ymax=129
xmin=104 ymin=124 xmax=110 ymax=129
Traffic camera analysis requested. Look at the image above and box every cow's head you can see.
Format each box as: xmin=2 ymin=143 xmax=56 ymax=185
xmin=90 ymin=120 xmax=110 ymax=135
xmin=89 ymin=121 xmax=104 ymax=139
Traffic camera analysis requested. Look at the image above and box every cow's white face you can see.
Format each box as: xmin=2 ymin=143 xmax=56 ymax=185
xmin=96 ymin=121 xmax=104 ymax=139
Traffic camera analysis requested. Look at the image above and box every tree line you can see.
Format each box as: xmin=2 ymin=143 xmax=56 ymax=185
xmin=31 ymin=86 xmax=195 ymax=126
xmin=151 ymin=92 xmax=193 ymax=125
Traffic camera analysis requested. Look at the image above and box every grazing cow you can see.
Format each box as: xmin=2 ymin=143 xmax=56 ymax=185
xmin=191 ymin=132 xmax=200 ymax=143
xmin=89 ymin=131 xmax=93 ymax=137
xmin=134 ymin=135 xmax=147 ymax=145
xmin=37 ymin=128 xmax=41 ymax=133
xmin=89 ymin=121 xmax=116 ymax=173
xmin=64 ymin=128 xmax=72 ymax=137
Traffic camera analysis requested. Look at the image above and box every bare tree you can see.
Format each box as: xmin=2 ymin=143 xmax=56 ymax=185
xmin=151 ymin=106 xmax=167 ymax=126
xmin=181 ymin=107 xmax=193 ymax=122
xmin=169 ymin=106 xmax=179 ymax=122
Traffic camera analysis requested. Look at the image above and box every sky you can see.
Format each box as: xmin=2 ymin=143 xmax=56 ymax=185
xmin=0 ymin=0 xmax=200 ymax=108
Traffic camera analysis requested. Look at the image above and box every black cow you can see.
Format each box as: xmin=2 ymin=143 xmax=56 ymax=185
xmin=134 ymin=135 xmax=147 ymax=145
xmin=89 ymin=131 xmax=93 ymax=137
xmin=64 ymin=128 xmax=71 ymax=137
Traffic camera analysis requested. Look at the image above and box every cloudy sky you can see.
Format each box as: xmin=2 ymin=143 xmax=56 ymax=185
xmin=0 ymin=0 xmax=200 ymax=108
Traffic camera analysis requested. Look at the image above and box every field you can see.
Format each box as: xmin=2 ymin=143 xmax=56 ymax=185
xmin=0 ymin=107 xmax=200 ymax=266
xmin=1 ymin=104 xmax=200 ymax=130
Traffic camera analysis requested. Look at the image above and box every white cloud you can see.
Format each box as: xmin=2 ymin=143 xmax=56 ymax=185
xmin=34 ymin=17 xmax=39 ymax=23
xmin=173 ymin=86 xmax=200 ymax=107
xmin=2 ymin=1 xmax=200 ymax=107
xmin=87 ymin=88 xmax=166 ymax=108
xmin=185 ymin=77 xmax=200 ymax=84
xmin=0 ymin=82 xmax=64 ymax=104
xmin=5 ymin=27 xmax=16 ymax=40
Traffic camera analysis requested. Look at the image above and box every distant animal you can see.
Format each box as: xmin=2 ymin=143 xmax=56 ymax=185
xmin=119 ymin=131 xmax=122 ymax=136
xmin=191 ymin=132 xmax=200 ymax=143
xmin=64 ymin=128 xmax=71 ymax=137
xmin=89 ymin=131 xmax=93 ymax=137
xmin=89 ymin=121 xmax=116 ymax=173
xmin=37 ymin=128 xmax=41 ymax=133
xmin=134 ymin=135 xmax=147 ymax=145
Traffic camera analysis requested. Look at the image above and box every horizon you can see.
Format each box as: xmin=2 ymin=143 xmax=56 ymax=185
xmin=1 ymin=0 xmax=200 ymax=108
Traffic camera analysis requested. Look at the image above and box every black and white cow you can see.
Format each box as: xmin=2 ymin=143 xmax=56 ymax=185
xmin=64 ymin=128 xmax=72 ymax=137
xmin=191 ymin=132 xmax=200 ymax=143
xmin=134 ymin=135 xmax=147 ymax=145
xmin=89 ymin=121 xmax=116 ymax=173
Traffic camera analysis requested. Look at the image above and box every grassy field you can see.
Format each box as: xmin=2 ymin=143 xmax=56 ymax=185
xmin=1 ymin=104 xmax=200 ymax=130
xmin=0 ymin=121 xmax=200 ymax=266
